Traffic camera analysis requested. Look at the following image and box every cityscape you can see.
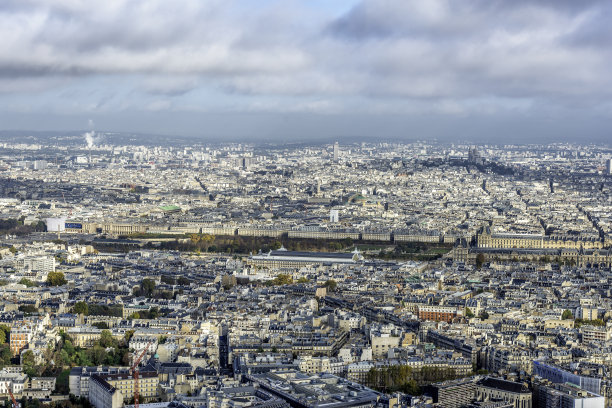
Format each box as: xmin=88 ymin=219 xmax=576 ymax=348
xmin=0 ymin=136 xmax=610 ymax=408
xmin=2 ymin=1 xmax=612 ymax=408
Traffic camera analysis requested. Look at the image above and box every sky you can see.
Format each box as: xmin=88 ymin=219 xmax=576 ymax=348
xmin=1 ymin=0 xmax=611 ymax=143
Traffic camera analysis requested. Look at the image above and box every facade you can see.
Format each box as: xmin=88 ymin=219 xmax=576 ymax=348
xmin=476 ymin=378 xmax=532 ymax=408
xmin=418 ymin=305 xmax=463 ymax=323
xmin=67 ymin=327 xmax=103 ymax=348
xmin=477 ymin=229 xmax=603 ymax=250
xmin=89 ymin=374 xmax=123 ymax=408
xmin=10 ymin=323 xmax=33 ymax=356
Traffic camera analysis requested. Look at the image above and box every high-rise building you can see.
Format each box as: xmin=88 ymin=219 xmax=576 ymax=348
xmin=333 ymin=142 xmax=339 ymax=162
xmin=606 ymin=158 xmax=612 ymax=175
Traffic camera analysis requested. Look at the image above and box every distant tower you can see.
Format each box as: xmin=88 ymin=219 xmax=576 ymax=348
xmin=606 ymin=158 xmax=612 ymax=175
xmin=333 ymin=142 xmax=339 ymax=162
xmin=330 ymin=209 xmax=339 ymax=223
xmin=316 ymin=178 xmax=321 ymax=195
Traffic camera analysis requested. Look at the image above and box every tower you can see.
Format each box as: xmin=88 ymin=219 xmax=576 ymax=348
xmin=333 ymin=142 xmax=339 ymax=162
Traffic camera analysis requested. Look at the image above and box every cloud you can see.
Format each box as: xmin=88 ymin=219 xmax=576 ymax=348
xmin=0 ymin=0 xmax=612 ymax=134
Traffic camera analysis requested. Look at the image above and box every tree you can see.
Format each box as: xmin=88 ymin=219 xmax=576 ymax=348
xmin=562 ymin=309 xmax=573 ymax=320
xmin=465 ymin=307 xmax=475 ymax=318
xmin=74 ymin=301 xmax=89 ymax=315
xmin=0 ymin=325 xmax=9 ymax=345
xmin=160 ymin=275 xmax=175 ymax=285
xmin=19 ymin=304 xmax=38 ymax=314
xmin=177 ymin=276 xmax=191 ymax=285
xmin=124 ymin=330 xmax=135 ymax=343
xmin=140 ymin=278 xmax=156 ymax=296
xmin=100 ymin=330 xmax=114 ymax=348
xmin=0 ymin=345 xmax=11 ymax=368
xmin=480 ymin=310 xmax=489 ymax=320
xmin=47 ymin=271 xmax=67 ymax=286
xmin=18 ymin=278 xmax=37 ymax=287
xmin=324 ymin=279 xmax=337 ymax=292
xmin=270 ymin=274 xmax=293 ymax=286
xmin=475 ymin=253 xmax=485 ymax=269
xmin=22 ymin=350 xmax=36 ymax=376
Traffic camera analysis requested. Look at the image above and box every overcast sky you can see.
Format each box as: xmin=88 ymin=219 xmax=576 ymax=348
xmin=1 ymin=0 xmax=611 ymax=143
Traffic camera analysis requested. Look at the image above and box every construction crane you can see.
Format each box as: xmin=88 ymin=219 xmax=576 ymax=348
xmin=131 ymin=341 xmax=153 ymax=408
xmin=8 ymin=389 xmax=19 ymax=408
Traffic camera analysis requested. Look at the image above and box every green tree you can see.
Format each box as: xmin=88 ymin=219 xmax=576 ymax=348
xmin=324 ymin=279 xmax=337 ymax=292
xmin=22 ymin=350 xmax=36 ymax=376
xmin=99 ymin=330 xmax=114 ymax=348
xmin=0 ymin=345 xmax=11 ymax=368
xmin=18 ymin=278 xmax=37 ymax=287
xmin=465 ymin=307 xmax=475 ymax=318
xmin=19 ymin=304 xmax=38 ymax=314
xmin=124 ymin=330 xmax=135 ymax=343
xmin=74 ymin=301 xmax=89 ymax=315
xmin=271 ymin=274 xmax=293 ymax=286
xmin=62 ymin=339 xmax=75 ymax=356
xmin=480 ymin=310 xmax=489 ymax=320
xmin=0 ymin=325 xmax=9 ymax=345
xmin=562 ymin=309 xmax=573 ymax=320
xmin=47 ymin=271 xmax=67 ymax=286
xmin=140 ymin=278 xmax=156 ymax=296
xmin=475 ymin=253 xmax=485 ymax=269
xmin=177 ymin=276 xmax=191 ymax=285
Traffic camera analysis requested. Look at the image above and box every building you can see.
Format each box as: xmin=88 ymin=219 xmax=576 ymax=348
xmin=0 ymin=369 xmax=28 ymax=397
xmin=423 ymin=378 xmax=477 ymax=408
xmin=477 ymin=228 xmax=603 ymax=250
xmin=67 ymin=327 xmax=104 ymax=348
xmin=248 ymin=369 xmax=381 ymax=408
xmin=418 ymin=305 xmax=463 ymax=323
xmin=577 ymin=299 xmax=598 ymax=321
xmin=70 ymin=367 xmax=135 ymax=398
xmin=476 ymin=377 xmax=532 ymax=408
xmin=333 ymin=142 xmax=339 ymax=162
xmin=10 ymin=323 xmax=34 ymax=356
xmin=248 ymin=249 xmax=363 ymax=268
xmin=88 ymin=371 xmax=159 ymax=407
xmin=16 ymin=257 xmax=56 ymax=274
xmin=534 ymin=382 xmax=604 ymax=408
xmin=532 ymin=361 xmax=602 ymax=395
xmin=88 ymin=374 xmax=123 ymax=408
